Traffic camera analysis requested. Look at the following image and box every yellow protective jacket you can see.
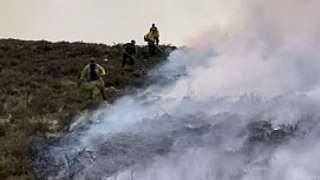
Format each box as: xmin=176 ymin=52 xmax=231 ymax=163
xmin=80 ymin=63 xmax=106 ymax=81
xmin=150 ymin=27 xmax=159 ymax=37
xmin=146 ymin=31 xmax=156 ymax=42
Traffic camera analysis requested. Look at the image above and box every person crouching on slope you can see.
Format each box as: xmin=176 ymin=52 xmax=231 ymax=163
xmin=122 ymin=40 xmax=137 ymax=68
xmin=80 ymin=58 xmax=107 ymax=100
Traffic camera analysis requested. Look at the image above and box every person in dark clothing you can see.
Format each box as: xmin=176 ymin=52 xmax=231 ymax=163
xmin=122 ymin=40 xmax=137 ymax=68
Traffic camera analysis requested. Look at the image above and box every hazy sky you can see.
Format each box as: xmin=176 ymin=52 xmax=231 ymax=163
xmin=0 ymin=0 xmax=236 ymax=45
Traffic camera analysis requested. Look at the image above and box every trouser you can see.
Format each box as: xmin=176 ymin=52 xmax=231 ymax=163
xmin=122 ymin=54 xmax=134 ymax=67
xmin=155 ymin=37 xmax=159 ymax=46
xmin=85 ymin=79 xmax=106 ymax=100
xmin=148 ymin=42 xmax=156 ymax=55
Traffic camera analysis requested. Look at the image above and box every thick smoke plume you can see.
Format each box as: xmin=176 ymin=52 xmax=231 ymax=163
xmin=42 ymin=0 xmax=320 ymax=179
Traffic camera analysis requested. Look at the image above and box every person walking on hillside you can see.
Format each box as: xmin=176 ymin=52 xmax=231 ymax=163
xmin=80 ymin=58 xmax=107 ymax=100
xmin=122 ymin=40 xmax=137 ymax=68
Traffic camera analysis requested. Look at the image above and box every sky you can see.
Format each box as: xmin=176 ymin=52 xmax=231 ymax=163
xmin=0 ymin=0 xmax=236 ymax=45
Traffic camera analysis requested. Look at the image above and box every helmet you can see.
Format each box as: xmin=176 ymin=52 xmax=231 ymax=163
xmin=131 ymin=40 xmax=136 ymax=44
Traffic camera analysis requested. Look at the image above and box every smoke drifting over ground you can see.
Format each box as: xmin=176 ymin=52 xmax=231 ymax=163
xmin=36 ymin=0 xmax=320 ymax=179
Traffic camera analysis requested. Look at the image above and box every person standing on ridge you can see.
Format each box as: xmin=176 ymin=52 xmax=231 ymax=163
xmin=144 ymin=23 xmax=160 ymax=55
xmin=145 ymin=31 xmax=156 ymax=55
xmin=122 ymin=40 xmax=137 ymax=68
xmin=150 ymin=23 xmax=160 ymax=46
xmin=80 ymin=58 xmax=107 ymax=100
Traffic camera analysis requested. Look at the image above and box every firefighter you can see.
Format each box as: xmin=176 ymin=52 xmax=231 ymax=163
xmin=122 ymin=40 xmax=137 ymax=68
xmin=80 ymin=58 xmax=107 ymax=100
xmin=150 ymin=23 xmax=160 ymax=46
xmin=145 ymin=31 xmax=156 ymax=55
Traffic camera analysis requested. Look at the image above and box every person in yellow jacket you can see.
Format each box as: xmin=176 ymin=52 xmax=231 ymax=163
xmin=80 ymin=58 xmax=107 ymax=100
xmin=144 ymin=23 xmax=160 ymax=55
xmin=150 ymin=23 xmax=159 ymax=46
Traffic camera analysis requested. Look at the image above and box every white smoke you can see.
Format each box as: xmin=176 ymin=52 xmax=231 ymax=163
xmin=62 ymin=0 xmax=320 ymax=179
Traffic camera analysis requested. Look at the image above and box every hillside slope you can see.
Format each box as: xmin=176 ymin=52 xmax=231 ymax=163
xmin=0 ymin=39 xmax=174 ymax=179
